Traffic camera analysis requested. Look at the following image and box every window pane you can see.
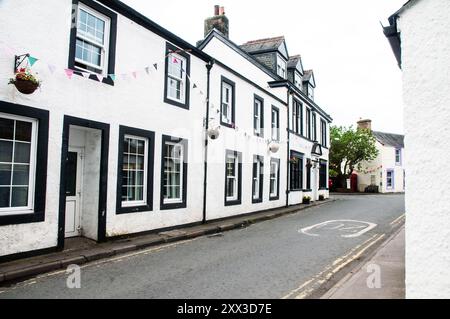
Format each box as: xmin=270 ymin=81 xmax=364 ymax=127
xmin=15 ymin=121 xmax=32 ymax=142
xmin=0 ymin=118 xmax=14 ymax=140
xmin=0 ymin=164 xmax=11 ymax=186
xmin=0 ymin=187 xmax=10 ymax=208
xmin=135 ymin=186 xmax=143 ymax=201
xmin=14 ymin=142 xmax=31 ymax=164
xmin=12 ymin=165 xmax=29 ymax=186
xmin=0 ymin=140 xmax=13 ymax=162
xmin=226 ymin=178 xmax=234 ymax=197
xmin=11 ymin=187 xmax=28 ymax=207
xmin=136 ymin=155 xmax=144 ymax=170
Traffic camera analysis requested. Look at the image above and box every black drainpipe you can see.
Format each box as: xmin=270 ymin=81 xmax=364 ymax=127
xmin=286 ymin=87 xmax=291 ymax=207
xmin=202 ymin=60 xmax=214 ymax=224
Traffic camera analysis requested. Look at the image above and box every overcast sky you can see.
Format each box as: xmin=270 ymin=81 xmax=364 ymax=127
xmin=122 ymin=0 xmax=405 ymax=134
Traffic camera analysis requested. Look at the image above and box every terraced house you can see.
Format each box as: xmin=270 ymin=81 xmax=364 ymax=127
xmin=0 ymin=1 xmax=332 ymax=259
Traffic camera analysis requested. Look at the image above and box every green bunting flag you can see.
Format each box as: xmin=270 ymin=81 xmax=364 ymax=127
xmin=28 ymin=56 xmax=38 ymax=67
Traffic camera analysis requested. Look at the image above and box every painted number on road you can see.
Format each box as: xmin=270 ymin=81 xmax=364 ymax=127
xmin=299 ymin=220 xmax=377 ymax=238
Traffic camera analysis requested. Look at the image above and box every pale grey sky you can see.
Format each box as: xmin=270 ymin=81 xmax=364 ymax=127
xmin=122 ymin=0 xmax=405 ymax=134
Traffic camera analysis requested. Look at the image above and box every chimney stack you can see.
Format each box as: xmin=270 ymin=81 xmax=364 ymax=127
xmin=357 ymin=119 xmax=372 ymax=131
xmin=204 ymin=5 xmax=229 ymax=38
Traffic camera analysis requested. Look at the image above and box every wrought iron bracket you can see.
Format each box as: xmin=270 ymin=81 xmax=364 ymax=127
xmin=14 ymin=53 xmax=30 ymax=72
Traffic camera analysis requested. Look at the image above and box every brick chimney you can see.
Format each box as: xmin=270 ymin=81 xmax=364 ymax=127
xmin=204 ymin=5 xmax=229 ymax=38
xmin=357 ymin=119 xmax=372 ymax=131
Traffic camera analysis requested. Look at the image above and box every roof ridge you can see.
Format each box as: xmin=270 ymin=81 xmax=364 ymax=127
xmin=242 ymin=36 xmax=285 ymax=45
xmin=372 ymin=130 xmax=404 ymax=136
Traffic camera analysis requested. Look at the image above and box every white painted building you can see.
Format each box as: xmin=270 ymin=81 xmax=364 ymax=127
xmin=355 ymin=120 xmax=405 ymax=193
xmin=0 ymin=1 xmax=332 ymax=259
xmin=383 ymin=0 xmax=450 ymax=298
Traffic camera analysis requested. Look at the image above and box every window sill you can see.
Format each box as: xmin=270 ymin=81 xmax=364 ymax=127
xmin=117 ymin=204 xmax=152 ymax=215
xmin=225 ymin=199 xmax=241 ymax=206
xmin=319 ymin=187 xmax=329 ymax=191
xmin=269 ymin=195 xmax=280 ymax=201
xmin=0 ymin=211 xmax=44 ymax=226
xmin=252 ymin=198 xmax=263 ymax=204
xmin=164 ymin=96 xmax=190 ymax=110
xmin=160 ymin=201 xmax=187 ymax=210
xmin=302 ymin=189 xmax=312 ymax=192
xmin=220 ymin=121 xmax=235 ymax=129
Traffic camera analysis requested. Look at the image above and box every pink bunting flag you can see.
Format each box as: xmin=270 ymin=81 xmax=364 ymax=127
xmin=64 ymin=69 xmax=74 ymax=79
xmin=132 ymin=71 xmax=137 ymax=79
xmin=48 ymin=64 xmax=57 ymax=74
xmin=173 ymin=57 xmax=178 ymax=63
xmin=121 ymin=74 xmax=127 ymax=80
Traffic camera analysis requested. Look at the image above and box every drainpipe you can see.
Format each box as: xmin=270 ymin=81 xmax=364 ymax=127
xmin=286 ymin=87 xmax=291 ymax=207
xmin=202 ymin=60 xmax=214 ymax=224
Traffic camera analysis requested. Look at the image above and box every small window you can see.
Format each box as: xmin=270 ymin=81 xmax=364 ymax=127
xmin=292 ymin=100 xmax=302 ymax=134
xmin=252 ymin=155 xmax=264 ymax=203
xmin=290 ymin=151 xmax=303 ymax=191
xmin=308 ymin=84 xmax=314 ymax=100
xmin=270 ymin=158 xmax=280 ymax=200
xmin=271 ymin=106 xmax=280 ymax=141
xmin=225 ymin=150 xmax=242 ymax=205
xmin=294 ymin=72 xmax=302 ymax=89
xmin=116 ymin=126 xmax=154 ymax=214
xmin=386 ymin=170 xmax=394 ymax=189
xmin=277 ymin=54 xmax=287 ymax=78
xmin=312 ymin=113 xmax=317 ymax=141
xmin=161 ymin=135 xmax=188 ymax=210
xmin=254 ymin=95 xmax=264 ymax=137
xmin=0 ymin=114 xmax=38 ymax=214
xmin=164 ymin=43 xmax=191 ymax=109
xmin=305 ymin=108 xmax=311 ymax=139
xmin=320 ymin=119 xmax=327 ymax=147
xmin=220 ymin=77 xmax=235 ymax=127
xmin=395 ymin=149 xmax=402 ymax=165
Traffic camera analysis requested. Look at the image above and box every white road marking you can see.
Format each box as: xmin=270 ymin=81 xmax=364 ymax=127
xmin=299 ymin=220 xmax=377 ymax=238
xmin=390 ymin=214 xmax=405 ymax=226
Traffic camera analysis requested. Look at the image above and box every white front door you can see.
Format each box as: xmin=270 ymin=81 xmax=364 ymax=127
xmin=65 ymin=148 xmax=83 ymax=238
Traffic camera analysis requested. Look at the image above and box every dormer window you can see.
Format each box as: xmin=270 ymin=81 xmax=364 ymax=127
xmin=294 ymin=72 xmax=302 ymax=89
xmin=277 ymin=54 xmax=287 ymax=78
xmin=308 ymin=84 xmax=314 ymax=100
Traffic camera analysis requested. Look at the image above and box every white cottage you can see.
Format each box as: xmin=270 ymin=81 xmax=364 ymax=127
xmin=0 ymin=1 xmax=332 ymax=259
xmin=355 ymin=119 xmax=405 ymax=193
xmin=383 ymin=0 xmax=450 ymax=298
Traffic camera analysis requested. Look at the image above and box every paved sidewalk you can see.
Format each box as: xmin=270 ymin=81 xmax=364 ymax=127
xmin=322 ymin=226 xmax=405 ymax=299
xmin=0 ymin=199 xmax=334 ymax=285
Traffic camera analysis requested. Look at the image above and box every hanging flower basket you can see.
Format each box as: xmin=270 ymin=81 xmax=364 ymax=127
xmin=9 ymin=68 xmax=41 ymax=94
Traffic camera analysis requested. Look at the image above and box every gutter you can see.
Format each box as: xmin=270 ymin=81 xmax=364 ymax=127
xmin=286 ymin=89 xmax=291 ymax=207
xmin=202 ymin=60 xmax=215 ymax=223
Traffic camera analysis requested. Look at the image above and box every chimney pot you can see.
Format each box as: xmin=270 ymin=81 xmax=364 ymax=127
xmin=214 ymin=5 xmax=220 ymax=16
xmin=204 ymin=5 xmax=229 ymax=38
xmin=219 ymin=6 xmax=225 ymax=15
xmin=357 ymin=119 xmax=372 ymax=131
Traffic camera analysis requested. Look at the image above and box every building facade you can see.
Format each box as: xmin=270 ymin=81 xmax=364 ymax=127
xmin=383 ymin=0 xmax=450 ymax=298
xmin=0 ymin=0 xmax=332 ymax=259
xmin=355 ymin=120 xmax=405 ymax=193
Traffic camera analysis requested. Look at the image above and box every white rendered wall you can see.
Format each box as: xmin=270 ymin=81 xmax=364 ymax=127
xmin=398 ymin=0 xmax=450 ymax=298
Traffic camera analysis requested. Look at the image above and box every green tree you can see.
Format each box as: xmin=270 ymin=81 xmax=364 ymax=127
xmin=329 ymin=126 xmax=378 ymax=188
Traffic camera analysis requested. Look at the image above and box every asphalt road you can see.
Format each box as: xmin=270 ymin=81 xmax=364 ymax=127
xmin=0 ymin=194 xmax=404 ymax=299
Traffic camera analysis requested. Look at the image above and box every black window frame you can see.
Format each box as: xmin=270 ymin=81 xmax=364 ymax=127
xmin=252 ymin=155 xmax=264 ymax=204
xmin=0 ymin=101 xmax=49 ymax=226
xmin=319 ymin=160 xmax=328 ymax=189
xmin=68 ymin=0 xmax=118 ymax=86
xmin=269 ymin=158 xmax=280 ymax=201
xmin=306 ymin=108 xmax=312 ymax=140
xmin=160 ymin=135 xmax=188 ymax=210
xmin=116 ymin=126 xmax=155 ymax=214
xmin=253 ymin=94 xmax=264 ymax=137
xmin=289 ymin=151 xmax=304 ymax=191
xmin=164 ymin=42 xmax=191 ymax=110
xmin=271 ymin=105 xmax=280 ymax=141
xmin=220 ymin=76 xmax=236 ymax=128
xmin=292 ymin=99 xmax=302 ymax=135
xmin=224 ymin=150 xmax=242 ymax=206
xmin=312 ymin=112 xmax=317 ymax=142
xmin=321 ymin=119 xmax=327 ymax=147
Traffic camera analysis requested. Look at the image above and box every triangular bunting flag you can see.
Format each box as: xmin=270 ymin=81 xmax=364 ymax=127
xmin=28 ymin=56 xmax=38 ymax=67
xmin=48 ymin=64 xmax=56 ymax=74
xmin=81 ymin=72 xmax=91 ymax=78
xmin=109 ymin=74 xmax=116 ymax=81
xmin=121 ymin=74 xmax=127 ymax=80
xmin=173 ymin=57 xmax=178 ymax=63
xmin=145 ymin=67 xmax=150 ymax=75
xmin=132 ymin=71 xmax=137 ymax=79
xmin=95 ymin=74 xmax=103 ymax=82
xmin=193 ymin=83 xmax=197 ymax=89
xmin=153 ymin=63 xmax=158 ymax=70
xmin=199 ymin=90 xmax=204 ymax=95
xmin=64 ymin=69 xmax=74 ymax=79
